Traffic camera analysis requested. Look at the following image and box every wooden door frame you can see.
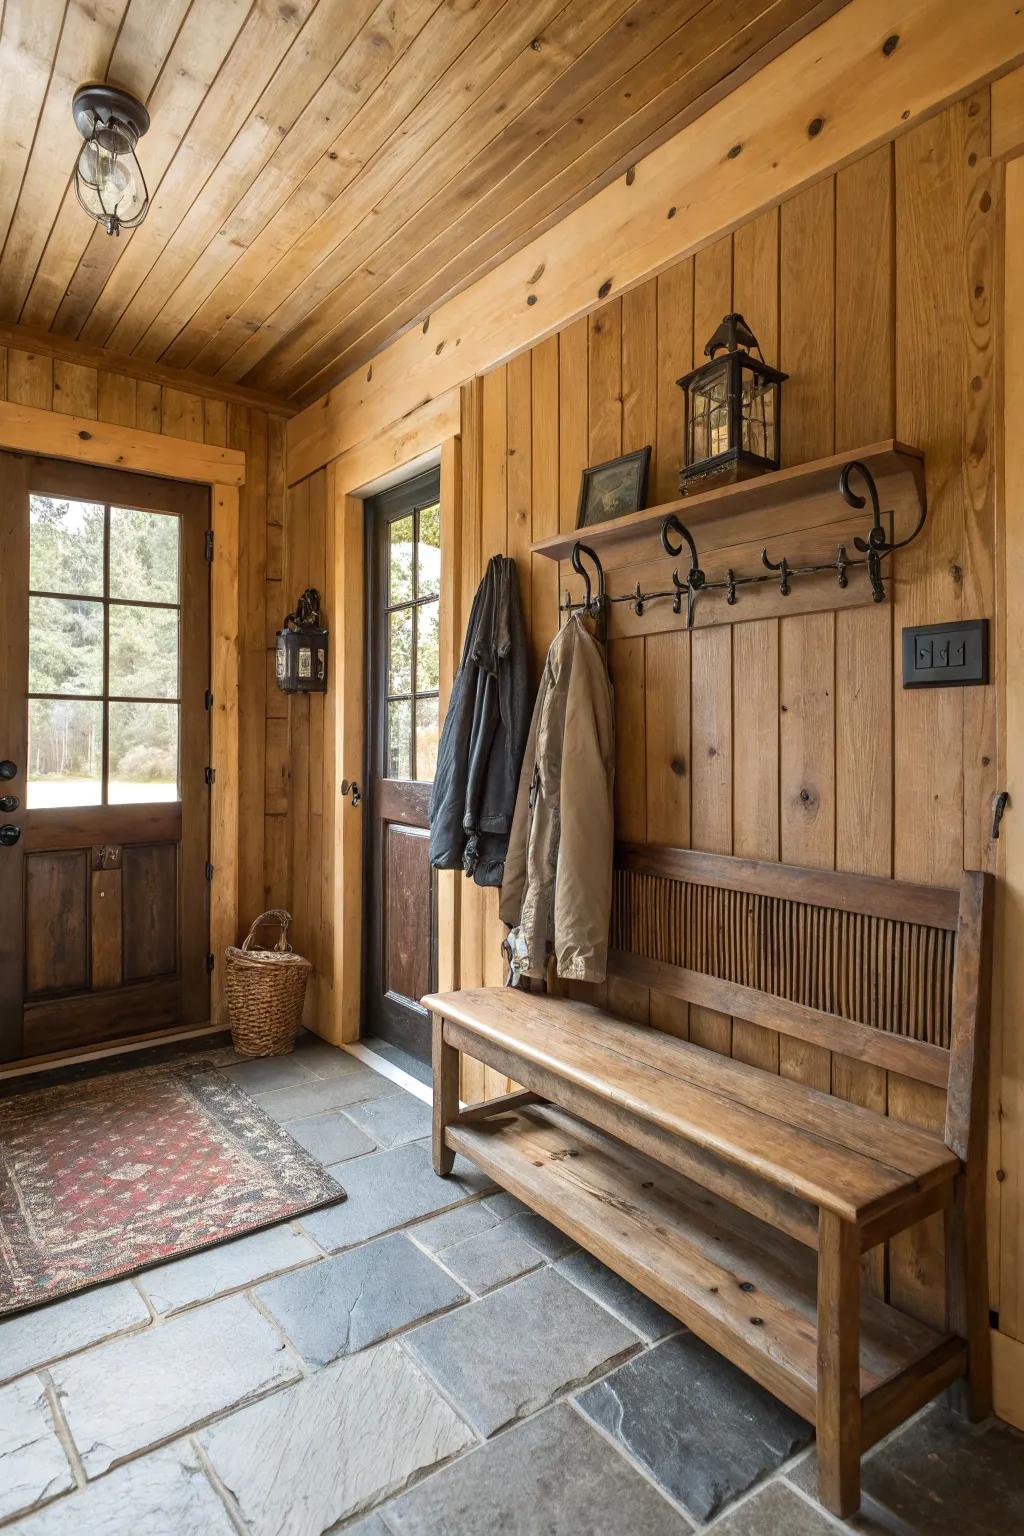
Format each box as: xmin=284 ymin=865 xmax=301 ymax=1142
xmin=0 ymin=400 xmax=243 ymax=1032
xmin=324 ymin=396 xmax=461 ymax=1045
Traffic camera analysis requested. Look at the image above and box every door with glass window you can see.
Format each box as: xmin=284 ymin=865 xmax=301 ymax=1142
xmin=0 ymin=453 xmax=210 ymax=1061
xmin=364 ymin=469 xmax=441 ymax=1064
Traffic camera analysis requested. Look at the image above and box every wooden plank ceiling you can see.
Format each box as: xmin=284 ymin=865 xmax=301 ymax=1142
xmin=0 ymin=0 xmax=843 ymax=406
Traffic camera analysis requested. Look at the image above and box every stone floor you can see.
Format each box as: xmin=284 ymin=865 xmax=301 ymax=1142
xmin=2 ymin=1033 xmax=1023 ymax=1535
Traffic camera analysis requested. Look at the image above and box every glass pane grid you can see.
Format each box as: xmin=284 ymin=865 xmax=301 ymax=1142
xmin=26 ymin=497 xmax=183 ymax=810
xmin=382 ymin=497 xmax=442 ymax=784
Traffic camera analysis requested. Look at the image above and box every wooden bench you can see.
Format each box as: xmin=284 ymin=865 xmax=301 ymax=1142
xmin=424 ymin=846 xmax=994 ymax=1519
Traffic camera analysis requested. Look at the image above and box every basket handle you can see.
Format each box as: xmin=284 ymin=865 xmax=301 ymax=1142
xmin=241 ymin=910 xmax=293 ymax=954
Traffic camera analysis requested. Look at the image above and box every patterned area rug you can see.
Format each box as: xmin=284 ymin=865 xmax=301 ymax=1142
xmin=0 ymin=1057 xmax=346 ymax=1317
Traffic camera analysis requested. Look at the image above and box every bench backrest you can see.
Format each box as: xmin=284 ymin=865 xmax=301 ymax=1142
xmin=608 ymin=843 xmax=994 ymax=1162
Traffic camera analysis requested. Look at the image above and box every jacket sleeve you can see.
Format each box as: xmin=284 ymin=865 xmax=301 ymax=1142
xmin=498 ymin=677 xmax=542 ymax=929
xmin=553 ymin=634 xmax=615 ymax=982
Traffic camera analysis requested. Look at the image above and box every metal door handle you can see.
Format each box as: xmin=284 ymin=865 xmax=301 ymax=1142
xmin=0 ymin=761 xmax=16 ymax=781
xmin=0 ymin=824 xmax=21 ymax=846
xmin=341 ymin=779 xmax=361 ymax=806
xmin=0 ymin=795 xmax=18 ymax=813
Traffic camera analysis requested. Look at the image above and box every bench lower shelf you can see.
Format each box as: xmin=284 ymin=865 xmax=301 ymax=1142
xmin=446 ymin=1101 xmax=964 ymax=1436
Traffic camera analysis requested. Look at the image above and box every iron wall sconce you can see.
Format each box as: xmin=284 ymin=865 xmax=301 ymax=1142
xmin=276 ymin=588 xmax=329 ymax=693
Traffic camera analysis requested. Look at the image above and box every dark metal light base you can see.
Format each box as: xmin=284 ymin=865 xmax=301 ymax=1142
xmin=72 ymin=83 xmax=150 ymax=141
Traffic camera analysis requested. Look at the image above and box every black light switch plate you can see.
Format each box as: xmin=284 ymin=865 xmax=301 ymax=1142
xmin=902 ymin=619 xmax=988 ymax=688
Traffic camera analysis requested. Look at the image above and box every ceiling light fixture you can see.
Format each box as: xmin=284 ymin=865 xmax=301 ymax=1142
xmin=72 ymin=84 xmax=150 ymax=237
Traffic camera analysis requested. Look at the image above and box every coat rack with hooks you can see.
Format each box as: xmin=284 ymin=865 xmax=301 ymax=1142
xmin=560 ymin=460 xmax=928 ymax=634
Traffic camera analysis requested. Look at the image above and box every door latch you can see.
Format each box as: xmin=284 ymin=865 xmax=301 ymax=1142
xmin=0 ymin=824 xmax=21 ymax=847
xmin=341 ymin=779 xmax=361 ymax=806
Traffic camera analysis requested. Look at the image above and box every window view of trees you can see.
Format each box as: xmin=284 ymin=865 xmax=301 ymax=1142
xmin=27 ymin=496 xmax=180 ymax=807
xmin=385 ymin=502 xmax=440 ymax=781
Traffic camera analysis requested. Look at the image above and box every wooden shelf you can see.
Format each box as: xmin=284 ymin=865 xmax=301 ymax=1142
xmin=447 ymin=1101 xmax=958 ymax=1428
xmin=531 ymin=440 xmax=925 ymax=564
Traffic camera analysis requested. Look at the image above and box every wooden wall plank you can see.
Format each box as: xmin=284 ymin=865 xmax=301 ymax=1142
xmin=530 ymin=336 xmax=560 ymax=681
xmin=654 ymin=259 xmax=692 ymax=505
xmin=558 ymin=318 xmax=589 ymax=534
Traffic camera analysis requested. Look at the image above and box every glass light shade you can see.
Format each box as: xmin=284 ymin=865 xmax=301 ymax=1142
xmin=74 ymin=119 xmax=148 ymax=236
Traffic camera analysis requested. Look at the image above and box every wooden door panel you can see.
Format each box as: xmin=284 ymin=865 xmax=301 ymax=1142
xmin=385 ymin=824 xmax=433 ymax=1007
xmin=90 ymin=865 xmax=123 ymax=989
xmin=123 ymin=843 xmax=178 ymax=981
xmin=25 ymin=851 xmax=90 ymax=995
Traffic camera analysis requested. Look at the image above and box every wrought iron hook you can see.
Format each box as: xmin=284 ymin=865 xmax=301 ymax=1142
xmin=761 ymin=548 xmax=791 ymax=596
xmin=569 ymin=540 xmax=608 ymax=641
xmin=838 ymin=459 xmax=925 ymax=603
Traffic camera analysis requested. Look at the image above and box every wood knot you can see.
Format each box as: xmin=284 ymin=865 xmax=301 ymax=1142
xmin=727 ymin=143 xmax=742 ymax=160
xmin=598 ymin=278 xmax=613 ymax=300
xmin=625 ymin=165 xmax=636 ymax=187
xmin=670 ymin=757 xmax=686 ymax=778
xmin=78 ymin=430 xmax=92 ymax=441
xmin=667 ymin=206 xmax=676 ymax=219
xmin=799 ymin=788 xmax=813 ymax=805
xmin=882 ymin=33 xmax=899 ymax=54
xmin=739 ymin=1281 xmax=756 ymax=1293
xmin=807 ymin=116 xmax=824 ymax=138
xmin=527 ymin=294 xmax=537 ymax=306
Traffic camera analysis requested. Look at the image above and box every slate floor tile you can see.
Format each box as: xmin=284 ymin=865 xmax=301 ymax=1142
xmin=361 ymin=1036 xmax=433 ymax=1088
xmin=382 ymin=1402 xmax=691 ymax=1535
xmin=345 ymin=1515 xmax=393 ymax=1536
xmin=256 ymin=1233 xmax=467 ymax=1365
xmin=221 ymin=1056 xmax=316 ymax=1094
xmin=300 ymin=1141 xmax=480 ymax=1250
xmin=502 ymin=1208 xmax=578 ymax=1260
xmin=404 ymin=1265 xmax=640 ymax=1438
xmin=9 ymin=1442 xmax=236 ymax=1535
xmin=293 ymin=1040 xmax=367 ymax=1078
xmin=286 ymin=1109 xmax=376 ymax=1164
xmin=576 ymin=1333 xmax=811 ymax=1524
xmin=438 ymin=1223 xmax=545 ymax=1293
xmin=555 ymin=1250 xmax=680 ymax=1341
xmin=51 ymin=1293 xmax=299 ymax=1477
xmin=410 ymin=1201 xmax=499 ymax=1254
xmin=709 ymin=1481 xmax=837 ymax=1535
xmin=200 ymin=1340 xmax=475 ymax=1536
xmin=0 ymin=1281 xmax=149 ymax=1384
xmin=140 ymin=1223 xmax=320 ymax=1315
xmin=0 ymin=1377 xmax=74 ymax=1523
xmin=789 ymin=1405 xmax=1024 ymax=1535
xmin=482 ymin=1190 xmax=532 ymax=1221
xmin=255 ymin=1070 xmax=398 ymax=1124
xmin=345 ymin=1092 xmax=433 ymax=1147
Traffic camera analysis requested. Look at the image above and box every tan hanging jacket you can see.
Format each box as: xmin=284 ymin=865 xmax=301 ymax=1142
xmin=499 ymin=614 xmax=615 ymax=982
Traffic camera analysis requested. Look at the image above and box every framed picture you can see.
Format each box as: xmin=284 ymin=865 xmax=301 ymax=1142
xmin=576 ymin=446 xmax=652 ymax=529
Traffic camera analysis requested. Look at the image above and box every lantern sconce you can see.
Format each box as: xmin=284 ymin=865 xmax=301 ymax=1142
xmin=276 ymin=588 xmax=329 ymax=694
xmin=676 ymin=313 xmax=787 ymax=495
xmin=72 ymin=84 xmax=150 ymax=237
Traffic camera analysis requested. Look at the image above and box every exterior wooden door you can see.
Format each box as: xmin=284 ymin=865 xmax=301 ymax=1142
xmin=364 ymin=469 xmax=442 ymax=1064
xmin=0 ymin=452 xmax=211 ymax=1062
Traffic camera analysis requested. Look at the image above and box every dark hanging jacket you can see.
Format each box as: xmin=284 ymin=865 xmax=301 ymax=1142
xmin=429 ymin=555 xmax=529 ymax=887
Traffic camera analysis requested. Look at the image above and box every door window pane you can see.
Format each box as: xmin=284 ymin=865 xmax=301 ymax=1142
xmin=416 ymin=600 xmax=439 ymax=692
xmin=29 ymin=495 xmax=104 ymax=596
xmin=415 ymin=696 xmax=439 ymax=782
xmin=109 ymin=702 xmax=179 ymax=803
xmin=387 ymin=699 xmax=412 ymax=779
xmin=29 ymin=597 xmax=104 ymax=694
xmin=388 ymin=515 xmax=414 ymax=604
xmin=417 ymin=503 xmax=441 ymax=597
xmin=27 ymin=699 xmax=103 ymax=807
xmin=388 ymin=608 xmax=413 ymax=695
xmin=108 ymin=605 xmax=179 ymax=698
xmin=109 ymin=507 xmax=180 ymax=603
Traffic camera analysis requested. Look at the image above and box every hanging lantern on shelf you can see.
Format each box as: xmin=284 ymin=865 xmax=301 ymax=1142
xmin=676 ymin=313 xmax=787 ymax=495
xmin=71 ymin=84 xmax=150 ymax=237
xmin=276 ymin=589 xmax=329 ymax=694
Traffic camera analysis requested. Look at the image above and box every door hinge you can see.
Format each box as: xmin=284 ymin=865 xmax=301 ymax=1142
xmin=204 ymin=529 xmax=214 ymax=562
xmin=205 ymin=861 xmax=215 ymax=881
xmin=204 ymin=766 xmax=216 ymax=786
xmin=204 ymin=689 xmax=214 ymax=711
xmin=206 ymin=952 xmax=215 ymax=974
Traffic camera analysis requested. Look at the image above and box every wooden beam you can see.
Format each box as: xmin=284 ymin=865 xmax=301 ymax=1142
xmin=292 ymin=387 xmax=459 ymax=489
xmin=0 ymin=400 xmax=246 ymax=486
xmin=0 ymin=323 xmax=294 ymax=417
xmin=993 ymin=62 xmax=1024 ymax=158
xmin=209 ymin=484 xmax=240 ymax=1026
xmin=326 ymin=489 xmax=365 ymax=1045
xmin=287 ymin=0 xmax=1024 ymax=479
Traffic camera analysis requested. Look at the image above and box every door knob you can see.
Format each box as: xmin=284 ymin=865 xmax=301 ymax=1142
xmin=0 ymin=795 xmax=18 ymax=813
xmin=0 ymin=761 xmax=16 ymax=781
xmin=0 ymin=824 xmax=21 ymax=846
xmin=340 ymin=779 xmax=361 ymax=806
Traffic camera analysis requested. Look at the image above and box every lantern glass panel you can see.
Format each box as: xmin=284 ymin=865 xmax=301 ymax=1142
xmin=688 ymin=358 xmax=731 ymax=466
xmin=740 ymin=366 xmax=778 ymax=463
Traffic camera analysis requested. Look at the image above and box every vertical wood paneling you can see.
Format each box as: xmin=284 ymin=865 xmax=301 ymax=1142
xmin=654 ymin=259 xmax=692 ymax=505
xmin=558 ymin=318 xmax=588 ymax=534
xmin=689 ymin=625 xmax=732 ymax=1054
xmin=622 ymin=280 xmax=657 ymax=460
xmin=507 ymin=351 xmax=533 ymax=640
xmin=530 ymin=336 xmax=560 ymax=681
xmin=588 ymin=299 xmax=622 ymax=464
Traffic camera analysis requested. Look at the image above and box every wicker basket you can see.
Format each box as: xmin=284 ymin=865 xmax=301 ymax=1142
xmin=225 ymin=910 xmax=312 ymax=1058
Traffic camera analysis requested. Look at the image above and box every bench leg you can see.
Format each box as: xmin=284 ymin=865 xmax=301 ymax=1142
xmin=944 ymin=1171 xmax=993 ymax=1420
xmin=432 ymin=1014 xmax=459 ymax=1177
xmin=817 ymin=1210 xmax=862 ymax=1519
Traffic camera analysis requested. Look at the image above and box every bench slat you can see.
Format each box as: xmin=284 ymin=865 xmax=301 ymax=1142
xmin=446 ymin=1103 xmax=956 ymax=1423
xmin=426 ymin=987 xmax=958 ymax=1223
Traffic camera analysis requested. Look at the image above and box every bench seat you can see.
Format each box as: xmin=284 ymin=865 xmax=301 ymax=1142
xmin=424 ymin=986 xmax=959 ymax=1229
